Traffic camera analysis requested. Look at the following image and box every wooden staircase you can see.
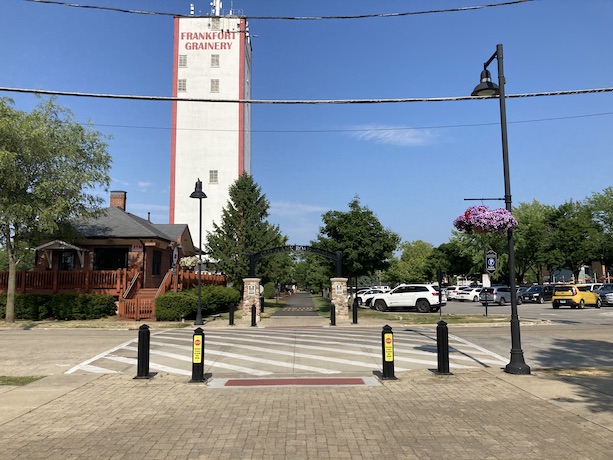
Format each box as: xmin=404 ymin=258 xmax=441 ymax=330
xmin=117 ymin=287 xmax=157 ymax=321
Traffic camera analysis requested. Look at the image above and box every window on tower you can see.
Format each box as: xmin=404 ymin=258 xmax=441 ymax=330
xmin=178 ymin=79 xmax=187 ymax=92
xmin=209 ymin=170 xmax=219 ymax=184
xmin=178 ymin=55 xmax=187 ymax=67
xmin=211 ymin=54 xmax=220 ymax=68
xmin=210 ymin=79 xmax=220 ymax=93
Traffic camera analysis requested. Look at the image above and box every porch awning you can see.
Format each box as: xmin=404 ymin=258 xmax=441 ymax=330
xmin=35 ymin=240 xmax=88 ymax=269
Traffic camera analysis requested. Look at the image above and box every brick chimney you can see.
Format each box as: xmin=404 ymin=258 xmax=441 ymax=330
xmin=110 ymin=191 xmax=127 ymax=211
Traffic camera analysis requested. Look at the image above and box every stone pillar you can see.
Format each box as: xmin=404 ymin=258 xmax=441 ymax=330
xmin=242 ymin=278 xmax=261 ymax=324
xmin=330 ymin=277 xmax=349 ymax=319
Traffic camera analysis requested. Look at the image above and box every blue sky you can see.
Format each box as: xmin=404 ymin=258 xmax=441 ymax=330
xmin=2 ymin=0 xmax=613 ymax=247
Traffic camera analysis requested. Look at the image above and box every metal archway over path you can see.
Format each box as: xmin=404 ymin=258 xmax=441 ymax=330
xmin=249 ymin=245 xmax=343 ymax=278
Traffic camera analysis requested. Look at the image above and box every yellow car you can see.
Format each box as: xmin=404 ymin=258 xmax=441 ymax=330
xmin=551 ymin=284 xmax=602 ymax=309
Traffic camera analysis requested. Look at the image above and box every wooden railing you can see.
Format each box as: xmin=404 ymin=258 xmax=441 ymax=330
xmin=0 ymin=268 xmax=227 ymax=321
xmin=0 ymin=269 xmax=133 ymax=296
xmin=122 ymin=271 xmax=141 ymax=299
xmin=117 ymin=298 xmax=155 ymax=321
xmin=176 ymin=271 xmax=227 ymax=290
xmin=156 ymin=270 xmax=172 ymax=297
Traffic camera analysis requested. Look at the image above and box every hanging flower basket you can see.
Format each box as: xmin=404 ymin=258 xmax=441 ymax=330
xmin=179 ymin=255 xmax=200 ymax=270
xmin=453 ymin=205 xmax=518 ymax=235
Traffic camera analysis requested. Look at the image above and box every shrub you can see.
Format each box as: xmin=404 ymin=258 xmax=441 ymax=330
xmin=0 ymin=293 xmax=115 ymax=321
xmin=154 ymin=291 xmax=196 ymax=321
xmin=155 ymin=285 xmax=240 ymax=321
xmin=263 ymin=282 xmax=276 ymax=298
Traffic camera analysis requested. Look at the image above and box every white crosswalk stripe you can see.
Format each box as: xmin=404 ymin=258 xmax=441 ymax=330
xmin=67 ymin=327 xmax=508 ymax=377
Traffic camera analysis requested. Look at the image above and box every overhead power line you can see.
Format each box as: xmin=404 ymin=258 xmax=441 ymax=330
xmin=87 ymin=111 xmax=613 ymax=134
xmin=1 ymin=86 xmax=612 ymax=104
xmin=26 ymin=0 xmax=534 ymax=20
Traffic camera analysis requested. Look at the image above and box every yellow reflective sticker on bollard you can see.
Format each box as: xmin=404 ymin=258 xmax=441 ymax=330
xmin=193 ymin=336 xmax=203 ymax=364
xmin=384 ymin=333 xmax=393 ymax=362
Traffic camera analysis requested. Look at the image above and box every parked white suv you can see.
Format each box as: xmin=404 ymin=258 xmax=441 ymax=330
xmin=370 ymin=284 xmax=445 ymax=313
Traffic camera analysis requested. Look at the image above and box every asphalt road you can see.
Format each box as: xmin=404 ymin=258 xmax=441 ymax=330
xmin=437 ymin=299 xmax=613 ymax=370
xmin=1 ymin=300 xmax=612 ymax=377
xmin=0 ymin=329 xmax=137 ymax=377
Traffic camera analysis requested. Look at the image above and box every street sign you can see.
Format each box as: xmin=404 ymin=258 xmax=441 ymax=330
xmin=485 ymin=250 xmax=497 ymax=274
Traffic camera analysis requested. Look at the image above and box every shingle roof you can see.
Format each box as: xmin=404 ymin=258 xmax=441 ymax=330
xmin=155 ymin=224 xmax=189 ymax=243
xmin=75 ymin=207 xmax=176 ymax=241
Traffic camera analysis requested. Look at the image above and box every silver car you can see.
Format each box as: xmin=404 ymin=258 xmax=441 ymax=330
xmin=479 ymin=286 xmax=522 ymax=306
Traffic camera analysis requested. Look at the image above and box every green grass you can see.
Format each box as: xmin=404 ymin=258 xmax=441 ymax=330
xmin=0 ymin=376 xmax=43 ymax=386
xmin=367 ymin=312 xmax=510 ymax=324
xmin=205 ymin=299 xmax=287 ymax=321
xmin=311 ymin=294 xmax=510 ymax=325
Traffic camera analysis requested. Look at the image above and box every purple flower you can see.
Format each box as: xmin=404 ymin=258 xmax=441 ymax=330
xmin=453 ymin=206 xmax=518 ymax=234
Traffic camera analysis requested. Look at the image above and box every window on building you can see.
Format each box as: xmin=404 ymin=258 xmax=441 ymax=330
xmin=211 ymin=18 xmax=221 ymax=30
xmin=178 ymin=79 xmax=187 ymax=92
xmin=211 ymin=54 xmax=220 ymax=67
xmin=93 ymin=248 xmax=128 ymax=270
xmin=178 ymin=55 xmax=187 ymax=67
xmin=209 ymin=170 xmax=219 ymax=184
xmin=210 ymin=79 xmax=219 ymax=93
xmin=59 ymin=250 xmax=76 ymax=271
xmin=152 ymin=250 xmax=162 ymax=276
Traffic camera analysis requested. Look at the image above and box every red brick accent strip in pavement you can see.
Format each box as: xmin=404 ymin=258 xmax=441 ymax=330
xmin=224 ymin=377 xmax=366 ymax=387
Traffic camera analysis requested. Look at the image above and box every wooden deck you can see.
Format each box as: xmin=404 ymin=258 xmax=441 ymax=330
xmin=0 ymin=269 xmax=227 ymax=321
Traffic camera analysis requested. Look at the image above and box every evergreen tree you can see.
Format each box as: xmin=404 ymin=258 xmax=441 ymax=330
xmin=206 ymin=173 xmax=288 ymax=288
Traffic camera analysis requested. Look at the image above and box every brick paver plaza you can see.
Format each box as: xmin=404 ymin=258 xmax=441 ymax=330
xmin=1 ymin=368 xmax=613 ymax=459
xmin=1 ymin=293 xmax=613 ymax=459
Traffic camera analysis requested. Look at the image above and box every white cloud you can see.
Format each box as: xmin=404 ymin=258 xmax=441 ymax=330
xmin=351 ymin=125 xmax=436 ymax=146
xmin=137 ymin=181 xmax=152 ymax=192
xmin=269 ymin=200 xmax=329 ymax=217
xmin=110 ymin=177 xmax=130 ymax=187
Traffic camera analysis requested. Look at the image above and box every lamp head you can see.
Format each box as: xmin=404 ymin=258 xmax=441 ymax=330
xmin=190 ymin=179 xmax=207 ymax=199
xmin=471 ymin=69 xmax=500 ymax=96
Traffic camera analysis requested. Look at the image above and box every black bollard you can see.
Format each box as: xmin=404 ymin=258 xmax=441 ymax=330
xmin=251 ymin=304 xmax=257 ymax=327
xmin=260 ymin=296 xmax=265 ymax=313
xmin=228 ymin=302 xmax=235 ymax=326
xmin=436 ymin=320 xmax=451 ymax=374
xmin=190 ymin=327 xmax=206 ymax=383
xmin=330 ymin=303 xmax=336 ymax=326
xmin=134 ymin=324 xmax=151 ymax=379
xmin=381 ymin=325 xmax=397 ymax=380
xmin=352 ymin=297 xmax=359 ymax=324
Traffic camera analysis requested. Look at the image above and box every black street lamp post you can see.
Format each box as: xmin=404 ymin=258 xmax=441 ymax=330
xmin=190 ymin=179 xmax=207 ymax=326
xmin=472 ymin=44 xmax=530 ymax=375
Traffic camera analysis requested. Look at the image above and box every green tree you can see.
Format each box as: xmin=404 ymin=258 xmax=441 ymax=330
xmin=0 ymin=97 xmax=111 ymax=322
xmin=313 ymin=196 xmax=400 ymax=290
xmin=513 ymin=200 xmax=554 ymax=284
xmin=383 ymin=240 xmax=434 ymax=285
xmin=443 ymin=230 xmax=508 ymax=284
xmin=206 ymin=173 xmax=289 ymax=289
xmin=294 ymin=254 xmax=332 ymax=293
xmin=543 ymin=200 xmax=602 ymax=281
xmin=0 ymin=243 xmax=34 ymax=271
xmin=586 ymin=187 xmax=613 ymax=269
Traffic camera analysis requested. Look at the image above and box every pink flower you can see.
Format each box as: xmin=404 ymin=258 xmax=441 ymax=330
xmin=453 ymin=206 xmax=518 ymax=234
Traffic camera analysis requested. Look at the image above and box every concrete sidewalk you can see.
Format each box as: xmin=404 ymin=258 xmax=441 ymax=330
xmin=1 ymin=348 xmax=613 ymax=458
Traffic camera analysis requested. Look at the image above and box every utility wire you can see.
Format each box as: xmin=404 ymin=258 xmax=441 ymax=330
xmin=26 ymin=0 xmax=534 ymax=20
xmin=88 ymin=111 xmax=613 ymax=133
xmin=1 ymin=86 xmax=612 ymax=104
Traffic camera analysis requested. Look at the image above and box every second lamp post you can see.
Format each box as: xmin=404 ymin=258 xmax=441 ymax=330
xmin=190 ymin=179 xmax=207 ymax=326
